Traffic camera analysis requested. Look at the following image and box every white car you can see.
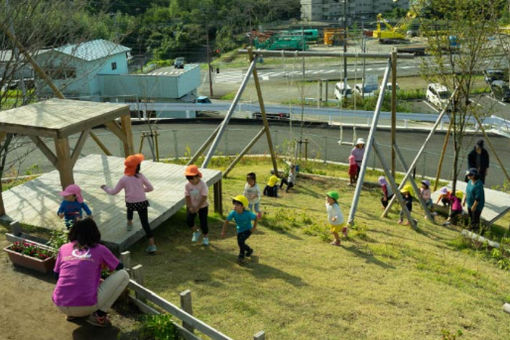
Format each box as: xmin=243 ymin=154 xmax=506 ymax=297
xmin=426 ymin=83 xmax=451 ymax=109
xmin=353 ymin=83 xmax=379 ymax=97
xmin=334 ymin=82 xmax=352 ymax=100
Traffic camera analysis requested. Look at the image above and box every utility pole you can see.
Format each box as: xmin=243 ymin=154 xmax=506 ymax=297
xmin=361 ymin=16 xmax=366 ymax=99
xmin=206 ymin=29 xmax=213 ymax=97
xmin=342 ymin=0 xmax=348 ymax=105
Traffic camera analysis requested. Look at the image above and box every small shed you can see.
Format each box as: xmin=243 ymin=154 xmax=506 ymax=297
xmin=0 ymin=98 xmax=134 ymax=189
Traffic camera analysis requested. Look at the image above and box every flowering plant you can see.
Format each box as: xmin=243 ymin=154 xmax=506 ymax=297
xmin=9 ymin=241 xmax=54 ymax=260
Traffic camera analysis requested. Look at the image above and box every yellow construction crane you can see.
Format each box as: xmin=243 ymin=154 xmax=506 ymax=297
xmin=372 ymin=8 xmax=418 ymax=43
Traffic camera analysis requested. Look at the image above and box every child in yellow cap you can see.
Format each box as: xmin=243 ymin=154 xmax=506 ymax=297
xmin=326 ymin=191 xmax=346 ymax=246
xmin=221 ymin=195 xmax=257 ymax=262
xmin=398 ymin=185 xmax=413 ymax=225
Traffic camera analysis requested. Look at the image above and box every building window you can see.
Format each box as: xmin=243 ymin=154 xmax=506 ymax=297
xmin=111 ymin=62 xmax=117 ymax=70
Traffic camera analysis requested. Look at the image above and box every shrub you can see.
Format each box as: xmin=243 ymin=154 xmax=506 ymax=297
xmin=139 ymin=314 xmax=181 ymax=340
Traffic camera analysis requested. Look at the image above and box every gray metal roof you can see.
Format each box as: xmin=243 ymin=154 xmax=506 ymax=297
xmin=53 ymin=39 xmax=131 ymax=61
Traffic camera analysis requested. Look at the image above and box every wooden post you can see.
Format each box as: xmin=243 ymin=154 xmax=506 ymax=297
xmin=89 ymin=131 xmax=112 ymax=156
xmin=180 ymin=290 xmax=194 ymax=333
xmin=433 ymin=121 xmax=452 ymax=191
xmin=54 ymin=137 xmax=74 ymax=188
xmin=188 ymin=126 xmax=220 ymax=165
xmin=325 ymin=80 xmax=329 ymax=103
xmin=120 ymin=114 xmax=134 ymax=156
xmin=120 ymin=251 xmax=131 ymax=274
xmin=214 ymin=180 xmax=223 ymax=215
xmin=304 ymin=138 xmax=308 ymax=161
xmin=247 ymin=48 xmax=278 ymax=176
xmin=254 ymin=331 xmax=266 ymax=340
xmin=132 ymin=264 xmax=145 ymax=301
xmin=391 ymin=48 xmax=397 ymax=178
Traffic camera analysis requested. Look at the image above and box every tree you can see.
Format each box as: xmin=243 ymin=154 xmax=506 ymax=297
xmin=418 ymin=0 xmax=504 ymax=194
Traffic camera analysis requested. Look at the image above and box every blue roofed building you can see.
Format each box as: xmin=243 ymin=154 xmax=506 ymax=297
xmin=34 ymin=39 xmax=201 ymax=118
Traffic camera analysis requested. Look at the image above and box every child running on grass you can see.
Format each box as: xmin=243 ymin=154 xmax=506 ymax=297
xmin=101 ymin=154 xmax=156 ymax=254
xmin=398 ymin=185 xmax=413 ymax=225
xmin=378 ymin=176 xmax=393 ymax=208
xmin=326 ymin=191 xmax=346 ymax=246
xmin=58 ymin=184 xmax=92 ymax=229
xmin=221 ymin=195 xmax=257 ymax=262
xmin=348 ymin=155 xmax=358 ymax=186
xmin=184 ymin=164 xmax=210 ymax=246
xmin=244 ymin=172 xmax=262 ymax=219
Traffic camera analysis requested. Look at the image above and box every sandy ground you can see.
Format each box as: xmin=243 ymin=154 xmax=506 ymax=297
xmin=0 ymin=236 xmax=138 ymax=340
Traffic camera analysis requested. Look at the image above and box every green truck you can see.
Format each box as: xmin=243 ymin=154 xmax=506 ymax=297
xmin=254 ymin=35 xmax=308 ymax=50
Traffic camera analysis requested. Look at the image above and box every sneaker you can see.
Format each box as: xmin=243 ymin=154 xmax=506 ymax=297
xmin=126 ymin=223 xmax=133 ymax=231
xmin=245 ymin=248 xmax=253 ymax=257
xmin=342 ymin=227 xmax=348 ymax=238
xmin=145 ymin=245 xmax=157 ymax=254
xmin=238 ymin=255 xmax=245 ymax=262
xmin=86 ymin=312 xmax=111 ymax=327
xmin=202 ymin=237 xmax=209 ymax=246
xmin=191 ymin=231 xmax=201 ymax=242
xmin=66 ymin=315 xmax=77 ymax=321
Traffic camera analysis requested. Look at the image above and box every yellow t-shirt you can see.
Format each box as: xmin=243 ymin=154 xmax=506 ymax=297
xmin=267 ymin=175 xmax=278 ymax=187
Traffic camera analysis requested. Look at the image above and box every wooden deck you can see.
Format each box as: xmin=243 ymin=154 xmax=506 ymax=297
xmin=3 ymin=154 xmax=222 ymax=251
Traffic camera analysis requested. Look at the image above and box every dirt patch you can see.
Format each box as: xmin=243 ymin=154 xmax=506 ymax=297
xmin=0 ymin=237 xmax=140 ymax=340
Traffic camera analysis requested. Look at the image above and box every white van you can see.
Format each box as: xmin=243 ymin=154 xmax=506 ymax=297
xmin=426 ymin=83 xmax=451 ymax=109
xmin=334 ymin=82 xmax=352 ymax=100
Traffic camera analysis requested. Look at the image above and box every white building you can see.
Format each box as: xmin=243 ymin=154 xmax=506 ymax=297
xmin=301 ymin=0 xmax=410 ymax=23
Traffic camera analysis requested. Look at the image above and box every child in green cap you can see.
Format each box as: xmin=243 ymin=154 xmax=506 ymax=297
xmin=326 ymin=191 xmax=346 ymax=246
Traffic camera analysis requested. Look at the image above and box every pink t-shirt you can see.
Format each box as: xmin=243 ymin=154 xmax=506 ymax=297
xmin=185 ymin=180 xmax=209 ymax=209
xmin=102 ymin=174 xmax=153 ymax=203
xmin=52 ymin=242 xmax=119 ymax=307
xmin=451 ymin=196 xmax=462 ymax=212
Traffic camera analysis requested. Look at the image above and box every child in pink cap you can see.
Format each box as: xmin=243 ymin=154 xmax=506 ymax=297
xmin=58 ymin=184 xmax=92 ymax=229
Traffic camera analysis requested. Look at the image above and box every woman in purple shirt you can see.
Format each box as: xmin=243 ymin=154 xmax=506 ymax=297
xmin=52 ymin=218 xmax=129 ymax=327
xmin=350 ymin=137 xmax=366 ymax=180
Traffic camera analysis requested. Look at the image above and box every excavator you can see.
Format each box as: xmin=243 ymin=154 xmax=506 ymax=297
xmin=372 ymin=11 xmax=417 ymax=43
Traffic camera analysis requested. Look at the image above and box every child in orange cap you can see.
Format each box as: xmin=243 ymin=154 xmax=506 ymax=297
xmin=101 ymin=154 xmax=157 ymax=254
xmin=184 ymin=164 xmax=210 ymax=246
xmin=58 ymin=184 xmax=92 ymax=229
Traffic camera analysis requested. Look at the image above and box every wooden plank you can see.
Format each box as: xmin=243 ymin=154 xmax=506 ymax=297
xmin=180 ymin=290 xmax=194 ymax=333
xmin=29 ymin=136 xmax=58 ymax=167
xmin=254 ymin=331 xmax=266 ymax=340
xmin=70 ymin=129 xmax=90 ymax=167
xmin=105 ymin=121 xmax=127 ymax=145
xmin=128 ymin=280 xmax=234 ymax=340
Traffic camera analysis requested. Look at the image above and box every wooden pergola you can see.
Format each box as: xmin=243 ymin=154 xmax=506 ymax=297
xmin=0 ymin=98 xmax=134 ymax=189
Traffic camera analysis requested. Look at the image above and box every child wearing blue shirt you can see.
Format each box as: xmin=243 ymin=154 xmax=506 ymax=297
xmin=57 ymin=184 xmax=92 ymax=229
xmin=221 ymin=195 xmax=257 ymax=262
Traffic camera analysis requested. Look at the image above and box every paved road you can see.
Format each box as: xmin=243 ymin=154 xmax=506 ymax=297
xmin=6 ymin=121 xmax=509 ymax=188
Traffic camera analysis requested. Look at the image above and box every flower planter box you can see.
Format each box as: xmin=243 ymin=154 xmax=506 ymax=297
xmin=3 ymin=244 xmax=55 ymax=274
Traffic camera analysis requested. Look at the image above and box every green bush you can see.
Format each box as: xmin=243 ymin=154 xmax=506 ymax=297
xmin=139 ymin=314 xmax=181 ymax=340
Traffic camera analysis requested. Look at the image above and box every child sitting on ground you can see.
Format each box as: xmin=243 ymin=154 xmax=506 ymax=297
xmin=280 ymin=164 xmax=296 ymax=193
xmin=325 ymin=191 xmax=347 ymax=246
xmin=263 ymin=171 xmax=279 ymax=197
xmin=398 ymin=185 xmax=413 ymax=225
xmin=378 ymin=176 xmax=393 ymax=208
xmin=419 ymin=179 xmax=435 ymax=217
xmin=58 ymin=184 xmax=92 ymax=229
xmin=348 ymin=155 xmax=358 ymax=186
xmin=436 ymin=187 xmax=451 ymax=207
xmin=221 ymin=195 xmax=257 ymax=262
xmin=244 ymin=172 xmax=262 ymax=219
xmin=444 ymin=191 xmax=463 ymax=226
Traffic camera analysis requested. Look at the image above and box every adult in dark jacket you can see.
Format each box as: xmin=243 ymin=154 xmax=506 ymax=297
xmin=463 ymin=168 xmax=485 ymax=233
xmin=467 ymin=139 xmax=489 ymax=184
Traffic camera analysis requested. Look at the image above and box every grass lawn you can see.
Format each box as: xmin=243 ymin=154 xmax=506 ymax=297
xmin=124 ymin=157 xmax=510 ymax=339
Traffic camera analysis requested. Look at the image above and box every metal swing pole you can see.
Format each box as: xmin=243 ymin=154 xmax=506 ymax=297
xmin=347 ymin=58 xmax=391 ymax=225
xmin=382 ymin=88 xmax=458 ymax=218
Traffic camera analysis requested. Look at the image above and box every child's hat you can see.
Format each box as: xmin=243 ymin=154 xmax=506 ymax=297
xmin=421 ymin=179 xmax=430 ymax=187
xmin=356 ymin=137 xmax=365 ymax=145
xmin=378 ymin=176 xmax=387 ymax=185
xmin=59 ymin=184 xmax=83 ymax=203
xmin=232 ymin=195 xmax=249 ymax=208
xmin=326 ymin=191 xmax=339 ymax=201
xmin=439 ymin=186 xmax=448 ymax=195
xmin=400 ymin=185 xmax=413 ymax=194
xmin=124 ymin=154 xmax=144 ymax=176
xmin=455 ymin=190 xmax=464 ymax=199
xmin=184 ymin=164 xmax=202 ymax=178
